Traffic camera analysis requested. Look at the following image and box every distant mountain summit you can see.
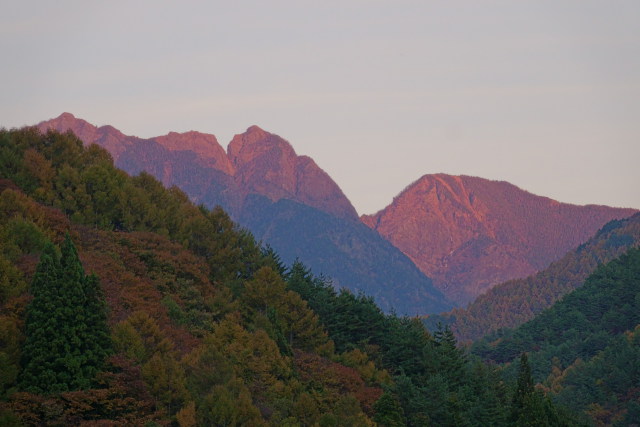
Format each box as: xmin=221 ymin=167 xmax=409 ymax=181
xmin=42 ymin=112 xmax=137 ymax=160
xmin=154 ymin=131 xmax=234 ymax=174
xmin=227 ymin=125 xmax=359 ymax=220
xmin=38 ymin=113 xmax=449 ymax=314
xmin=38 ymin=113 xmax=356 ymax=220
xmin=362 ymin=174 xmax=637 ymax=304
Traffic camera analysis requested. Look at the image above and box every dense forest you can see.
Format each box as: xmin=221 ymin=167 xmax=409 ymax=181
xmin=426 ymin=213 xmax=640 ymax=343
xmin=472 ymin=248 xmax=640 ymax=425
xmin=0 ymin=126 xmax=632 ymax=425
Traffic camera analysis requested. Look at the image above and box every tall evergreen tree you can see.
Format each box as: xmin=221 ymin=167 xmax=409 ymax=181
xmin=19 ymin=235 xmax=111 ymax=394
xmin=373 ymin=392 xmax=406 ymax=427
xmin=512 ymin=352 xmax=535 ymax=420
xmin=19 ymin=242 xmax=62 ymax=393
xmin=80 ymin=273 xmax=111 ymax=378
xmin=510 ymin=352 xmax=568 ymax=426
xmin=433 ymin=324 xmax=467 ymax=388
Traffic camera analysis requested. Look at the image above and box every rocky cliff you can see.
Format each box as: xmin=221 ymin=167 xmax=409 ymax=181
xmin=362 ymin=174 xmax=637 ymax=304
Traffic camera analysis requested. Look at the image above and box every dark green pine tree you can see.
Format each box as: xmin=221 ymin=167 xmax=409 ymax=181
xmin=19 ymin=235 xmax=111 ymax=394
xmin=373 ymin=392 xmax=406 ymax=427
xmin=80 ymin=273 xmax=111 ymax=380
xmin=511 ymin=352 xmax=535 ymax=422
xmin=286 ymin=259 xmax=315 ymax=300
xmin=433 ymin=323 xmax=467 ymax=388
xmin=56 ymin=234 xmax=90 ymax=390
xmin=18 ymin=242 xmax=62 ymax=393
xmin=510 ymin=352 xmax=568 ymax=426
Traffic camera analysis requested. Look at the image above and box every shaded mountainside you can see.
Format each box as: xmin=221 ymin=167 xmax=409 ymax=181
xmin=0 ymin=126 xmax=575 ymax=426
xmin=362 ymin=174 xmax=637 ymax=305
xmin=426 ymin=213 xmax=640 ymax=342
xmin=239 ymin=195 xmax=451 ymax=315
xmin=471 ymin=247 xmax=640 ymax=425
xmin=36 ymin=113 xmax=451 ymax=314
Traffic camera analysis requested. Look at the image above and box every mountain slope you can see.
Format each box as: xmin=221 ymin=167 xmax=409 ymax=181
xmin=362 ymin=174 xmax=637 ymax=304
xmin=427 ymin=213 xmax=640 ymax=342
xmin=37 ymin=113 xmax=448 ymax=314
xmin=239 ymin=195 xmax=451 ymax=315
xmin=471 ymin=247 xmax=640 ymax=425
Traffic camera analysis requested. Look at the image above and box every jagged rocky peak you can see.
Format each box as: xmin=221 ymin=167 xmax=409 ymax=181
xmin=362 ymin=173 xmax=638 ymax=305
xmin=226 ymin=126 xmax=358 ymax=219
xmin=38 ymin=113 xmax=135 ymax=161
xmin=38 ymin=112 xmax=101 ymax=145
xmin=153 ymin=131 xmax=234 ymax=175
xmin=227 ymin=125 xmax=297 ymax=168
xmin=53 ymin=112 xmax=79 ymax=125
xmin=37 ymin=114 xmax=359 ymax=220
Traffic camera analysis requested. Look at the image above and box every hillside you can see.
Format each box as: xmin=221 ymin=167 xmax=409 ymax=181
xmin=0 ymin=126 xmax=575 ymax=425
xmin=239 ymin=195 xmax=449 ymax=315
xmin=471 ymin=247 xmax=640 ymax=425
xmin=362 ymin=174 xmax=636 ymax=305
xmin=36 ymin=113 xmax=449 ymax=315
xmin=426 ymin=213 xmax=640 ymax=342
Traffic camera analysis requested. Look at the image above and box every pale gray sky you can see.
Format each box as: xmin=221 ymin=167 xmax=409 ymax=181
xmin=2 ymin=1 xmax=639 ymax=214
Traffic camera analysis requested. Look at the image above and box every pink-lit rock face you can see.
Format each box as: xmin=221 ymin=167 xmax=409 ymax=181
xmin=154 ymin=131 xmax=234 ymax=175
xmin=42 ymin=112 xmax=100 ymax=143
xmin=37 ymin=114 xmax=358 ymax=220
xmin=38 ymin=112 xmax=135 ymax=161
xmin=229 ymin=125 xmax=299 ymax=199
xmin=294 ymin=155 xmax=359 ymax=220
xmin=362 ymin=173 xmax=638 ymax=304
xmin=229 ymin=126 xmax=359 ymax=220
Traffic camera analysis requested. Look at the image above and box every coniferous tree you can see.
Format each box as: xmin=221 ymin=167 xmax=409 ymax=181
xmin=510 ymin=352 xmax=568 ymax=426
xmin=19 ymin=242 xmax=61 ymax=393
xmin=81 ymin=273 xmax=112 ymax=378
xmin=434 ymin=324 xmax=466 ymax=388
xmin=19 ymin=235 xmax=111 ymax=394
xmin=512 ymin=352 xmax=535 ymax=421
xmin=56 ymin=234 xmax=90 ymax=390
xmin=373 ymin=392 xmax=406 ymax=427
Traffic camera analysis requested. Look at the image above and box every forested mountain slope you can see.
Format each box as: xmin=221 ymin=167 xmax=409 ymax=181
xmin=0 ymin=127 xmax=577 ymax=425
xmin=427 ymin=212 xmax=640 ymax=342
xmin=472 ymin=248 xmax=640 ymax=425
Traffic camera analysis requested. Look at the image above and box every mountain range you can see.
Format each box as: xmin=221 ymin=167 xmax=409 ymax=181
xmin=362 ymin=174 xmax=637 ymax=304
xmin=37 ymin=113 xmax=636 ymax=311
xmin=5 ymin=118 xmax=639 ymax=425
xmin=1 ymin=124 xmax=584 ymax=425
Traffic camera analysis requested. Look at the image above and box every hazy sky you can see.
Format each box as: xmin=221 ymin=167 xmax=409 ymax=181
xmin=2 ymin=1 xmax=639 ymax=214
